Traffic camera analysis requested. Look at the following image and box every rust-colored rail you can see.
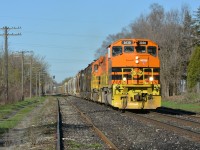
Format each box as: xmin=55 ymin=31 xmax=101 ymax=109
xmin=150 ymin=111 xmax=200 ymax=128
xmin=157 ymin=107 xmax=200 ymax=121
xmin=126 ymin=111 xmax=200 ymax=142
xmin=67 ymin=100 xmax=119 ymax=150
xmin=56 ymin=98 xmax=62 ymax=150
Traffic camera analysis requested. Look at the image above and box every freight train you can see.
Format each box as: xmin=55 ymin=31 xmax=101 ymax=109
xmin=65 ymin=38 xmax=161 ymax=110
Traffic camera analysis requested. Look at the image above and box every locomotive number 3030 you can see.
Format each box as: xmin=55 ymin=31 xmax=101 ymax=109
xmin=122 ymin=40 xmax=132 ymax=45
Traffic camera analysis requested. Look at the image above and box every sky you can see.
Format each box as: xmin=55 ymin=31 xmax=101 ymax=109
xmin=0 ymin=0 xmax=199 ymax=83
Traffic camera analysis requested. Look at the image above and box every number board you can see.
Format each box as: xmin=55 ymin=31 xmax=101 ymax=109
xmin=122 ymin=40 xmax=133 ymax=45
xmin=138 ymin=41 xmax=148 ymax=45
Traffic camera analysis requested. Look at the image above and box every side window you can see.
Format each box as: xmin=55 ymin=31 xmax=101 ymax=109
xmin=136 ymin=46 xmax=146 ymax=53
xmin=124 ymin=46 xmax=134 ymax=53
xmin=148 ymin=46 xmax=157 ymax=57
xmin=94 ymin=64 xmax=98 ymax=72
xmin=112 ymin=46 xmax=122 ymax=56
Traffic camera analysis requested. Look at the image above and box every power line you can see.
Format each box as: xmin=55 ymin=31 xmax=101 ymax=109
xmin=0 ymin=26 xmax=21 ymax=102
xmin=23 ymin=30 xmax=105 ymax=38
xmin=12 ymin=42 xmax=99 ymax=50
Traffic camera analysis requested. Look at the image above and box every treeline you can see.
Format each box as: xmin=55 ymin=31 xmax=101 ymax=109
xmin=95 ymin=3 xmax=200 ymax=97
xmin=0 ymin=50 xmax=52 ymax=104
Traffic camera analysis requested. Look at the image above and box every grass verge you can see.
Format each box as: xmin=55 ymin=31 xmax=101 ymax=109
xmin=162 ymin=93 xmax=200 ymax=113
xmin=1 ymin=96 xmax=57 ymax=149
xmin=0 ymin=97 xmax=45 ymax=135
xmin=162 ymin=100 xmax=200 ymax=113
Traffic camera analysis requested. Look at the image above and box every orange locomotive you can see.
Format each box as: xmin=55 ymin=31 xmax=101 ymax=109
xmin=67 ymin=38 xmax=161 ymax=110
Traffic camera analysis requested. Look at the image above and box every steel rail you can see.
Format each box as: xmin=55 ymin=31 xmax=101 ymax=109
xmin=126 ymin=111 xmax=200 ymax=142
xmin=157 ymin=107 xmax=200 ymax=121
xmin=68 ymin=100 xmax=119 ymax=150
xmin=150 ymin=111 xmax=200 ymax=128
xmin=56 ymin=98 xmax=61 ymax=150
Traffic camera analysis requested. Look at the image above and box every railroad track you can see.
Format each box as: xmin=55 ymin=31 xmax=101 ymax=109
xmin=156 ymin=107 xmax=200 ymax=121
xmin=149 ymin=111 xmax=200 ymax=129
xmin=56 ymin=97 xmax=119 ymax=150
xmin=57 ymin=96 xmax=200 ymax=149
xmin=125 ymin=110 xmax=200 ymax=142
xmin=56 ymin=98 xmax=62 ymax=150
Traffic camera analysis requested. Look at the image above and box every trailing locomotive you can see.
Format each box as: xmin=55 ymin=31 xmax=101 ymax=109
xmin=66 ymin=38 xmax=161 ymax=109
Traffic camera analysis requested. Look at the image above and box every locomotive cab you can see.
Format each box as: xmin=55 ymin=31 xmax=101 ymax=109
xmin=106 ymin=39 xmax=161 ymax=109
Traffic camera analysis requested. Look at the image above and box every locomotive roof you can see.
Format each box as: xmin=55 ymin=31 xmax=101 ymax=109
xmin=107 ymin=38 xmax=157 ymax=48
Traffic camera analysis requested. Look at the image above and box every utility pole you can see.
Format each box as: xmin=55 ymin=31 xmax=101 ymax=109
xmin=39 ymin=72 xmax=41 ymax=97
xmin=30 ymin=56 xmax=32 ymax=98
xmin=33 ymin=68 xmax=41 ymax=97
xmin=0 ymin=26 xmax=21 ymax=102
xmin=21 ymin=51 xmax=24 ymax=100
xmin=15 ymin=50 xmax=32 ymax=100
xmin=38 ymin=70 xmax=46 ymax=97
xmin=36 ymin=73 xmax=38 ymax=97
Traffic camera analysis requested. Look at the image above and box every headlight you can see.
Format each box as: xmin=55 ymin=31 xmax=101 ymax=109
xmin=135 ymin=56 xmax=139 ymax=64
xmin=123 ymin=77 xmax=127 ymax=81
xmin=149 ymin=77 xmax=154 ymax=81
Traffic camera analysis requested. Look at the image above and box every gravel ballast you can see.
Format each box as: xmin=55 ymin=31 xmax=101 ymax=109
xmin=60 ymin=97 xmax=109 ymax=149
xmin=67 ymin=96 xmax=200 ymax=150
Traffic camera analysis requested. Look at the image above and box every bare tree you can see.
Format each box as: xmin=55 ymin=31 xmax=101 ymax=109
xmin=94 ymin=3 xmax=196 ymax=98
xmin=0 ymin=51 xmax=52 ymax=104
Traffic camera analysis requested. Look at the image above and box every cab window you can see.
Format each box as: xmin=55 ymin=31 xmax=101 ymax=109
xmin=94 ymin=64 xmax=98 ymax=72
xmin=124 ymin=46 xmax=134 ymax=53
xmin=112 ymin=46 xmax=122 ymax=56
xmin=147 ymin=46 xmax=157 ymax=57
xmin=136 ymin=46 xmax=146 ymax=53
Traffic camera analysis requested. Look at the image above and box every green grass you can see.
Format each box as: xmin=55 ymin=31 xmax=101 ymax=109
xmin=0 ymin=97 xmax=46 ymax=135
xmin=161 ymin=92 xmax=200 ymax=113
xmin=162 ymin=100 xmax=200 ymax=113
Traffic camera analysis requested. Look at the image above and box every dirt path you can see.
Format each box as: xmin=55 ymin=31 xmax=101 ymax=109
xmin=0 ymin=97 xmax=57 ymax=150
